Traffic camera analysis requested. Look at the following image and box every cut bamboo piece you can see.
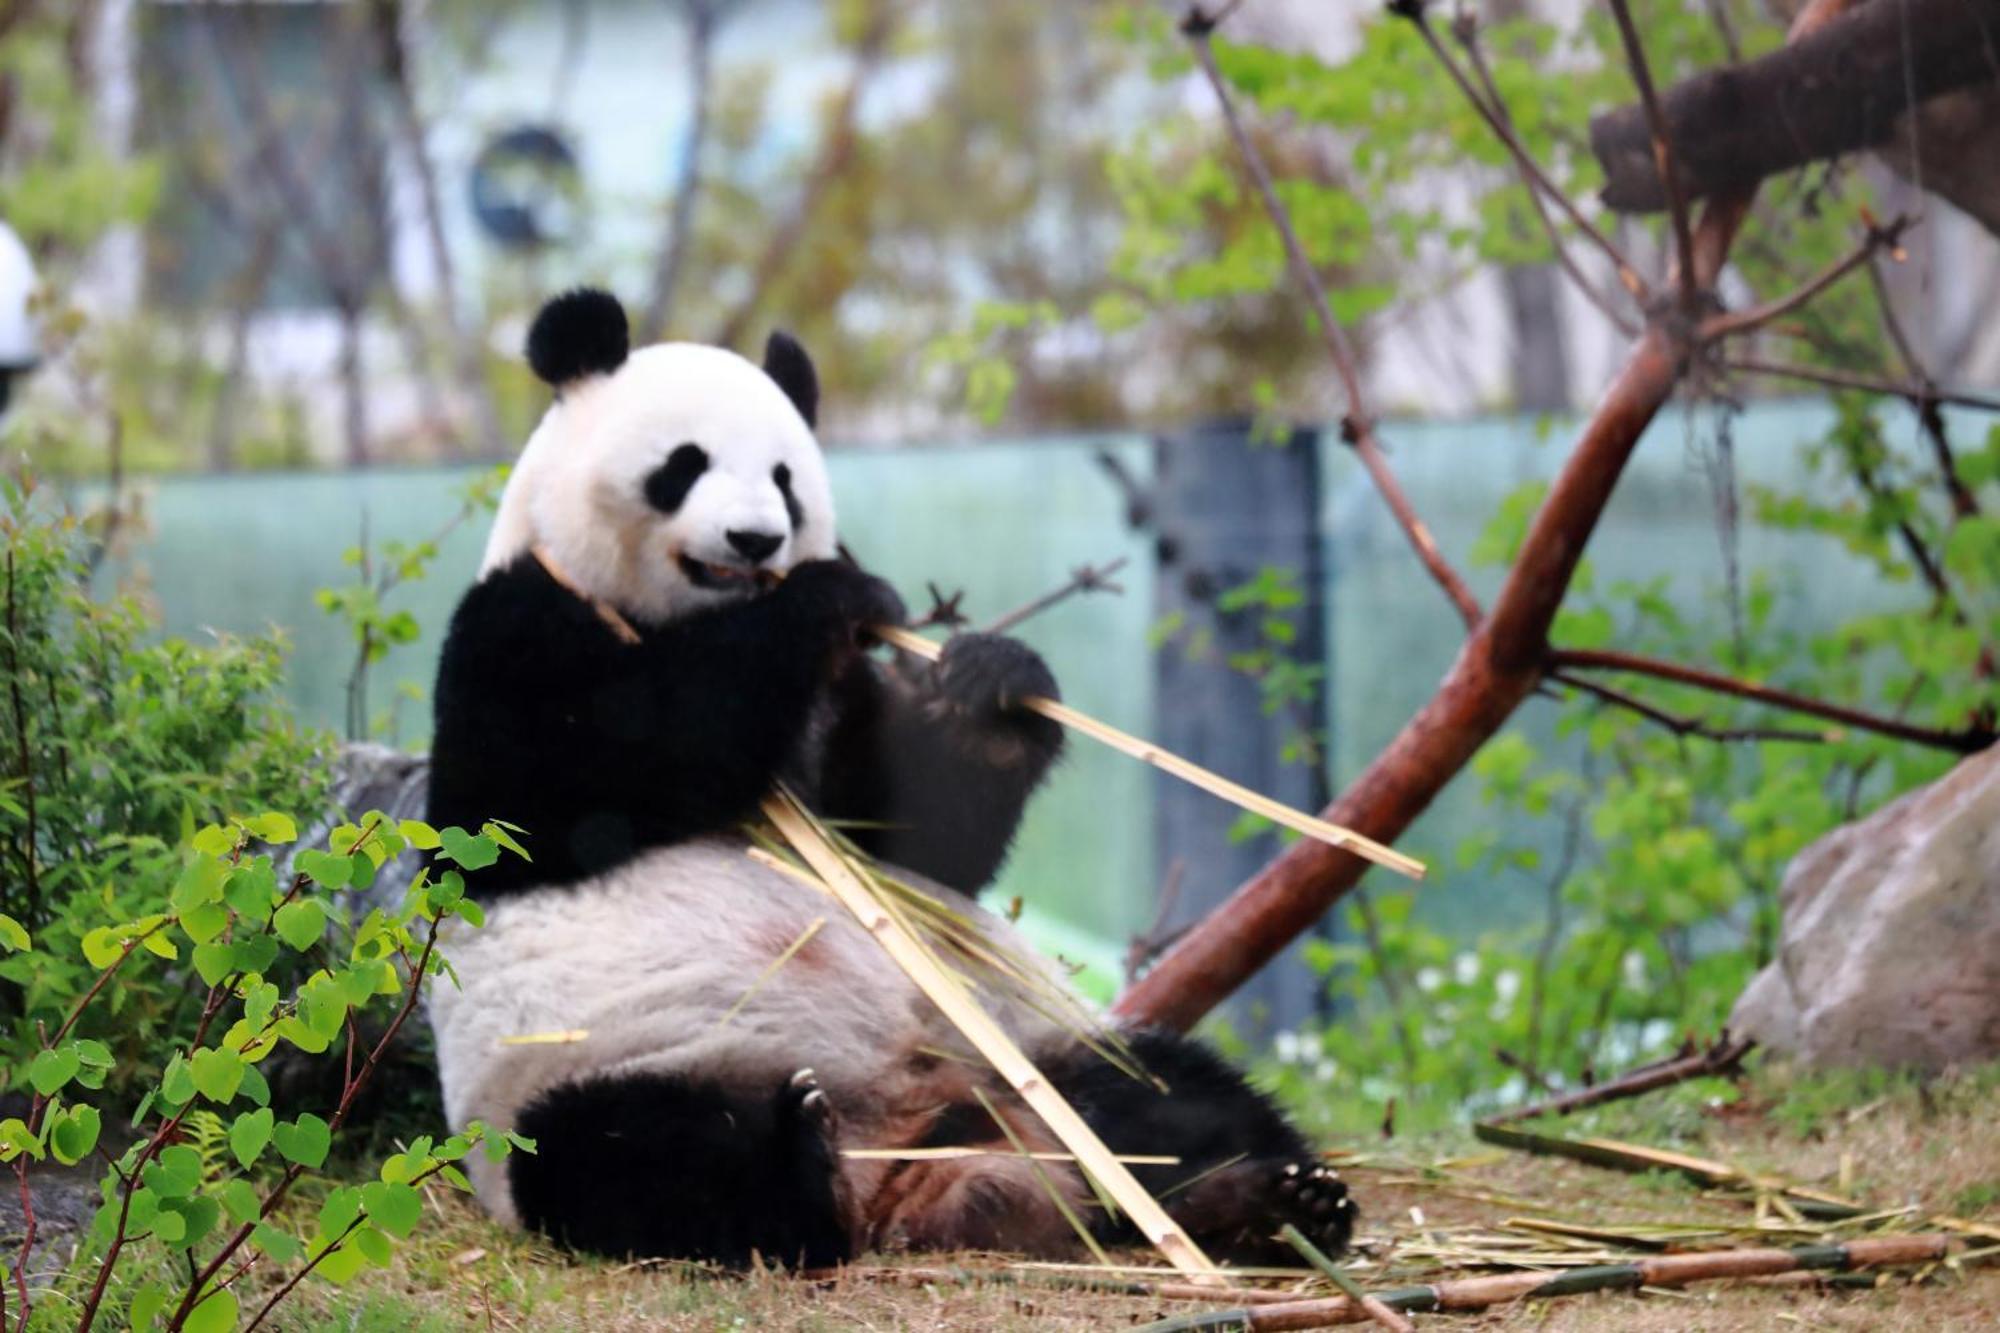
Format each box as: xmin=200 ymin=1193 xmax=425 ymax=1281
xmin=873 ymin=624 xmax=1424 ymax=880
xmin=762 ymin=788 xmax=1225 ymax=1285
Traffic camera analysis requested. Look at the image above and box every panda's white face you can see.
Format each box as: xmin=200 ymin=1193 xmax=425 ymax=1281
xmin=494 ymin=342 xmax=838 ymax=625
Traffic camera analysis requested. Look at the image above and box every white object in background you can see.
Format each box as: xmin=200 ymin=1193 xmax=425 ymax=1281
xmin=0 ymin=222 xmax=38 ymax=413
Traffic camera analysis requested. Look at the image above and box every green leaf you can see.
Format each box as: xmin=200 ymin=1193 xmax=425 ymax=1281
xmin=142 ymin=1144 xmax=202 ymax=1200
xmin=182 ymin=1285 xmax=238 ymax=1333
xmin=0 ymin=913 xmax=28 ymax=952
xmin=273 ymin=900 xmax=327 ymax=952
xmin=81 ymin=926 xmax=125 ymax=969
xmin=127 ymin=1284 xmax=170 ymax=1333
xmin=160 ymin=1053 xmax=197 ymax=1107
xmin=229 ymin=1107 xmax=274 ymax=1169
xmin=274 ymin=1112 xmax=331 ymax=1169
xmin=318 ymin=1184 xmax=363 ymax=1241
xmin=251 ymin=1222 xmax=301 ymax=1263
xmin=361 ymin=1180 xmax=423 ymax=1238
xmin=480 ymin=821 xmax=531 ymax=862
xmin=295 ymin=849 xmax=352 ymax=889
xmin=191 ymin=1048 xmax=245 ymax=1104
xmin=438 ymin=827 xmax=500 ymax=870
xmin=191 ymin=940 xmax=235 ymax=987
xmin=232 ymin=933 xmax=279 ymax=976
xmin=242 ymin=812 xmax=298 ymax=844
xmin=352 ymin=1221 xmax=394 ymax=1266
xmin=170 ymin=1194 xmax=220 ymax=1251
xmin=180 ymin=900 xmax=230 ymax=947
xmin=225 ymin=861 xmax=280 ymax=917
xmin=48 ymin=1104 xmax=100 ymax=1165
xmin=29 ymin=1044 xmax=80 ymax=1096
xmin=170 ymin=856 xmax=230 ymax=913
xmin=220 ymin=1178 xmax=261 ymax=1225
xmin=397 ymin=819 xmax=442 ymax=850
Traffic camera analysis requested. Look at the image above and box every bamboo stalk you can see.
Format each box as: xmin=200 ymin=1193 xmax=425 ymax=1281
xmin=761 ymin=787 xmax=1225 ymax=1284
xmin=1473 ymin=1122 xmax=1865 ymax=1219
xmin=841 ymin=1147 xmax=1180 ymax=1165
xmin=1135 ymin=1236 xmax=1952 ymax=1330
xmin=873 ymin=624 xmax=1424 ymax=880
xmin=1280 ymin=1224 xmax=1414 ymax=1332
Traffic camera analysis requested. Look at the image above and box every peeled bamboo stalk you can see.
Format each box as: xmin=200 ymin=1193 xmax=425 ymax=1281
xmin=1135 ymin=1235 xmax=1952 ymax=1331
xmin=762 ymin=788 xmax=1225 ymax=1284
xmin=873 ymin=624 xmax=1424 ymax=880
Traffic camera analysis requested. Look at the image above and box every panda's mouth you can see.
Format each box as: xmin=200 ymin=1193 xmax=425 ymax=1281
xmin=678 ymin=554 xmax=780 ymax=594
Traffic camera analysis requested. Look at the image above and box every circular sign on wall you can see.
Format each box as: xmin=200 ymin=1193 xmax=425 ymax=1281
xmin=469 ymin=125 xmax=583 ymax=250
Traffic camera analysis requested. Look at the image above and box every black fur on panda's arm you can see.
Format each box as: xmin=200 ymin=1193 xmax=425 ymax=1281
xmin=426 ymin=555 xmax=903 ymax=894
xmin=816 ymin=632 xmax=1065 ymax=894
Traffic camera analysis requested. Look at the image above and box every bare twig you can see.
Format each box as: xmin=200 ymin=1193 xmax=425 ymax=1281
xmin=1550 ymin=648 xmax=1996 ymax=753
xmin=1604 ymin=0 xmax=1696 ymax=312
xmin=1486 ymin=1032 xmax=1754 ymax=1125
xmin=983 ymin=558 xmax=1128 ymax=635
xmin=1864 ymin=257 xmax=1981 ymax=520
xmin=1699 ymin=213 xmax=1911 ymax=341
xmin=1181 ymin=7 xmax=1483 ymax=629
xmin=1718 ymin=355 xmax=2000 ymax=414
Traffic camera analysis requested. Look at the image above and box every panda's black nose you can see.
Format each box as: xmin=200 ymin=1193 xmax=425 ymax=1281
xmin=726 ymin=529 xmax=784 ymax=563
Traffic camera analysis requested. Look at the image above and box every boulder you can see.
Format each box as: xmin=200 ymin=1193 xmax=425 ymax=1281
xmin=1731 ymin=742 xmax=2000 ymax=1071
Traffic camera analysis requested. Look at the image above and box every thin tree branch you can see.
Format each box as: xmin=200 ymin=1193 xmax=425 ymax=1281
xmin=1550 ymin=669 xmax=1837 ymax=745
xmin=1183 ymin=6 xmax=1483 ymax=628
xmin=1699 ymin=213 xmax=1911 ymax=341
xmin=982 ymin=558 xmax=1128 ymax=635
xmin=1550 ymin=648 xmax=1996 ymax=753
xmin=1453 ymin=15 xmax=1640 ymax=334
xmin=1864 ymin=256 xmax=1980 ymax=520
xmin=367 ymin=0 xmax=508 ymax=457
xmin=1604 ymin=0 xmax=1697 ymax=313
xmin=1398 ymin=3 xmax=1646 ymax=318
xmin=640 ymin=0 xmax=719 ymax=343
xmin=1718 ymin=355 xmax=2000 ymax=414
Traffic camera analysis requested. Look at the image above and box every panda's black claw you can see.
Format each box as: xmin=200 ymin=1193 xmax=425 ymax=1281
xmin=1268 ymin=1160 xmax=1354 ymax=1257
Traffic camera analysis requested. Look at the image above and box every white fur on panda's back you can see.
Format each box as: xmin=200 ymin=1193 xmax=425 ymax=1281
xmin=429 ymin=835 xmax=1065 ymax=1224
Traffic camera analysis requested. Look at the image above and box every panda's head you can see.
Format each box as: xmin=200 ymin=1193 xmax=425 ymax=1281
xmin=486 ymin=288 xmax=837 ymax=624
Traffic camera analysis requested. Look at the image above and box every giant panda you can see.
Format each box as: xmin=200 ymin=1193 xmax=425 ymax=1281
xmin=424 ymin=288 xmax=1355 ymax=1268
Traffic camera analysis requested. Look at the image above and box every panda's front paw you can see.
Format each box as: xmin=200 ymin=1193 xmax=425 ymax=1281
xmin=935 ymin=633 xmax=1058 ymax=717
xmin=783 ymin=560 xmax=906 ymax=647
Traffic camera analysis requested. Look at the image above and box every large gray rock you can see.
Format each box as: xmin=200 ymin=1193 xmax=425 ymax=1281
xmin=1732 ymin=743 xmax=2000 ymax=1071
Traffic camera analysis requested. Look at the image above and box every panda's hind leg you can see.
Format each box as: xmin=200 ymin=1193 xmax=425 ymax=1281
xmin=509 ymin=1067 xmax=853 ymax=1266
xmin=1042 ymin=1028 xmax=1355 ymax=1264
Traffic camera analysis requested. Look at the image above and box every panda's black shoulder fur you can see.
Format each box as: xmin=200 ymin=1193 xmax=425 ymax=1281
xmin=426 ymin=555 xmax=1064 ymax=897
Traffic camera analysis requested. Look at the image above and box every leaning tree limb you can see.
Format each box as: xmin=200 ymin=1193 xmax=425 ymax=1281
xmin=1588 ymin=0 xmax=2000 ymax=215
xmin=1115 ymin=0 xmax=1861 ymax=1032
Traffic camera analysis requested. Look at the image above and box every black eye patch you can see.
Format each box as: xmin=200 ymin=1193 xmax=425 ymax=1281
xmin=644 ymin=444 xmax=709 ymax=514
xmin=773 ymin=462 xmax=806 ymax=530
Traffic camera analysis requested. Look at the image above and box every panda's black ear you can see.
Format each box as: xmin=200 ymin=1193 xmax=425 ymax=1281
xmin=762 ymin=329 xmax=818 ymax=428
xmin=526 ymin=289 xmax=629 ymax=388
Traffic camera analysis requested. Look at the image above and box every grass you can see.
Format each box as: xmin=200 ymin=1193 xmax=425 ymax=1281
xmin=219 ymin=1058 xmax=2000 ymax=1331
